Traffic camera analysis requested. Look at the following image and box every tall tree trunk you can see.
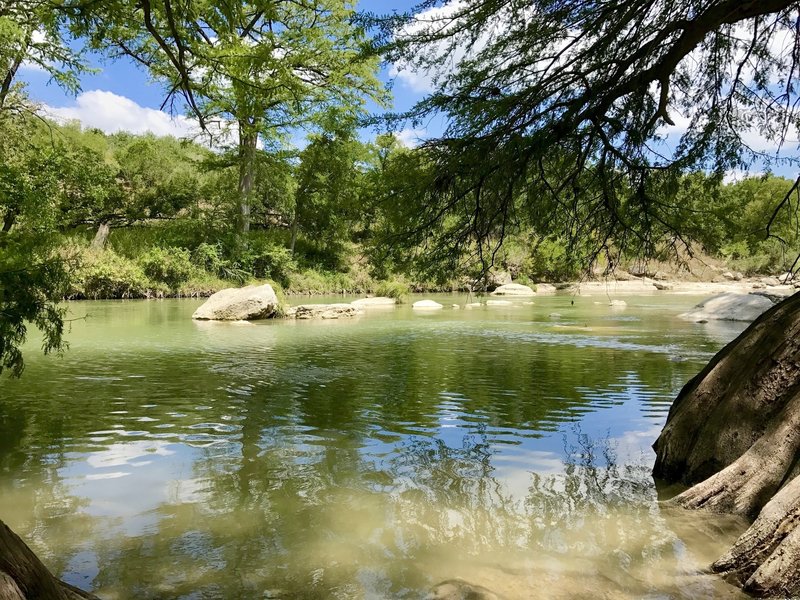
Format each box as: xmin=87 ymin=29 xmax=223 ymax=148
xmin=0 ymin=30 xmax=30 ymax=112
xmin=653 ymin=292 xmax=800 ymax=597
xmin=289 ymin=212 xmax=298 ymax=255
xmin=0 ymin=519 xmax=99 ymax=599
xmin=91 ymin=222 xmax=110 ymax=250
xmin=2 ymin=211 xmax=15 ymax=233
xmin=237 ymin=121 xmax=258 ymax=235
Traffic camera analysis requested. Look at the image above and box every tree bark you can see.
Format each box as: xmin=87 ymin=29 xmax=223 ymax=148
xmin=237 ymin=121 xmax=258 ymax=235
xmin=0 ymin=519 xmax=99 ymax=600
xmin=2 ymin=212 xmax=15 ymax=233
xmin=653 ymin=292 xmax=800 ymax=597
xmin=90 ymin=222 xmax=110 ymax=250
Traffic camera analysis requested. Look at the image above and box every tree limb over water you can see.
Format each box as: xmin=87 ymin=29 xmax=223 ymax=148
xmin=374 ymin=0 xmax=800 ymax=275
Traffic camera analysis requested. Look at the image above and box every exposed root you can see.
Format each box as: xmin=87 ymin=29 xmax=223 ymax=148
xmin=654 ymin=295 xmax=800 ymax=597
xmin=712 ymin=475 xmax=800 ymax=596
xmin=0 ymin=519 xmax=99 ymax=600
xmin=669 ymin=396 xmax=800 ymax=518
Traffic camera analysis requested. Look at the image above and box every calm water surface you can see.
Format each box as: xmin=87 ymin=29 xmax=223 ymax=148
xmin=0 ymin=294 xmax=750 ymax=599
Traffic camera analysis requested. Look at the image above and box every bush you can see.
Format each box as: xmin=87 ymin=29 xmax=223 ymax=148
xmin=243 ymin=239 xmax=297 ymax=286
xmin=79 ymin=250 xmax=152 ymax=299
xmin=138 ymin=247 xmax=195 ymax=288
xmin=285 ymin=269 xmax=354 ymax=295
xmin=374 ymin=279 xmax=410 ymax=302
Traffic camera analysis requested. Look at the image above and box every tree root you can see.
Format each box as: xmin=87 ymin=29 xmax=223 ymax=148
xmin=712 ymin=475 xmax=800 ymax=597
xmin=653 ymin=295 xmax=800 ymax=597
xmin=668 ymin=395 xmax=800 ymax=518
xmin=0 ymin=519 xmax=99 ymax=600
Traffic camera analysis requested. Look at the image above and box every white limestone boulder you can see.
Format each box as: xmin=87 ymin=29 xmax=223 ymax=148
xmin=491 ymin=283 xmax=536 ymax=296
xmin=192 ymin=284 xmax=279 ymax=321
xmin=679 ymin=292 xmax=775 ymax=322
xmin=413 ymin=300 xmax=443 ymax=310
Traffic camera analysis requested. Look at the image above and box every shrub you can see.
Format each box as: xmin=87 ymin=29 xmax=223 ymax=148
xmin=374 ymin=279 xmax=410 ymax=302
xmin=79 ymin=250 xmax=151 ymax=299
xmin=138 ymin=247 xmax=195 ymax=288
xmin=245 ymin=240 xmax=297 ymax=286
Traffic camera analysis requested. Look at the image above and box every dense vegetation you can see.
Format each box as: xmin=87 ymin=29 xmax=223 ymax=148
xmin=1 ymin=1 xmax=800 ymax=367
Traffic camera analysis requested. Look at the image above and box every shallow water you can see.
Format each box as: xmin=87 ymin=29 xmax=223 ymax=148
xmin=0 ymin=294 xmax=750 ymax=599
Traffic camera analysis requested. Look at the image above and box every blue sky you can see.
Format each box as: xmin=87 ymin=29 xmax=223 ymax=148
xmin=20 ymin=0 xmax=433 ymax=145
xmin=17 ymin=1 xmax=798 ymax=178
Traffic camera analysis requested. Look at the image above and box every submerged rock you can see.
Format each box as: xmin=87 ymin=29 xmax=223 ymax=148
xmin=609 ymin=299 xmax=627 ymax=308
xmin=289 ymin=303 xmax=362 ymax=320
xmin=679 ymin=292 xmax=775 ymax=322
xmin=351 ymin=297 xmax=397 ymax=308
xmin=486 ymin=299 xmax=513 ymax=306
xmin=192 ymin=284 xmax=279 ymax=321
xmin=429 ymin=579 xmax=502 ymax=600
xmin=491 ymin=283 xmax=535 ymax=296
xmin=413 ymin=300 xmax=444 ymax=310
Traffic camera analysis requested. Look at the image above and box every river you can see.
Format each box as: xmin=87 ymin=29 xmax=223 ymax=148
xmin=0 ymin=293 xmax=751 ymax=598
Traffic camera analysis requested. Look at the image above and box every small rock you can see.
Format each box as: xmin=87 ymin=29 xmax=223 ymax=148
xmin=413 ymin=300 xmax=444 ymax=310
xmin=653 ymin=271 xmax=668 ymax=280
xmin=293 ymin=303 xmax=362 ymax=320
xmin=429 ymin=579 xmax=502 ymax=600
xmin=722 ymin=271 xmax=735 ymax=280
xmin=653 ymin=281 xmax=673 ymax=291
xmin=762 ymin=277 xmax=781 ymax=286
xmin=609 ymin=300 xmax=627 ymax=307
xmin=351 ymin=297 xmax=397 ymax=308
xmin=452 ymin=304 xmax=460 ymax=309
xmin=491 ymin=283 xmax=536 ymax=296
xmin=486 ymin=300 xmax=512 ymax=306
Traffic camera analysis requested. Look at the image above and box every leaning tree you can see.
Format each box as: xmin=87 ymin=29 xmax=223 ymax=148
xmin=380 ymin=0 xmax=800 ymax=596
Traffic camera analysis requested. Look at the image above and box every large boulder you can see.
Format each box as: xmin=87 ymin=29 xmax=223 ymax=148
xmin=679 ymin=292 xmax=775 ymax=322
xmin=192 ymin=284 xmax=279 ymax=321
xmin=288 ymin=303 xmax=362 ymax=320
xmin=490 ymin=283 xmax=536 ymax=296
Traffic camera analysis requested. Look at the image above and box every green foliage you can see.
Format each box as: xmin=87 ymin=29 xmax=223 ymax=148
xmin=242 ymin=239 xmax=297 ymax=286
xmin=374 ymin=279 xmax=410 ymax=303
xmin=78 ymin=249 xmax=151 ymax=299
xmin=0 ymin=232 xmax=70 ymax=376
xmin=138 ymin=247 xmax=194 ymax=288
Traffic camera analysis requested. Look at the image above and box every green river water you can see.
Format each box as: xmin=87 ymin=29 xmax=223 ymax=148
xmin=0 ymin=293 xmax=751 ymax=599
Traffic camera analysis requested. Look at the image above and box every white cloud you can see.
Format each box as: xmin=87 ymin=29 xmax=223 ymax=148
xmin=390 ymin=0 xmax=500 ymax=94
xmin=44 ymin=90 xmax=197 ymax=138
xmin=395 ymin=127 xmax=427 ymax=147
xmin=723 ymin=168 xmax=765 ymax=184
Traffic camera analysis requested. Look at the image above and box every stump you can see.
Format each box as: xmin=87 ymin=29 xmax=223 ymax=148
xmin=653 ymin=292 xmax=800 ymax=597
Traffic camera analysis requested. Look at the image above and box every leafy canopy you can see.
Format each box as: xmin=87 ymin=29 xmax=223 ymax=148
xmin=375 ymin=0 xmax=800 ymax=273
